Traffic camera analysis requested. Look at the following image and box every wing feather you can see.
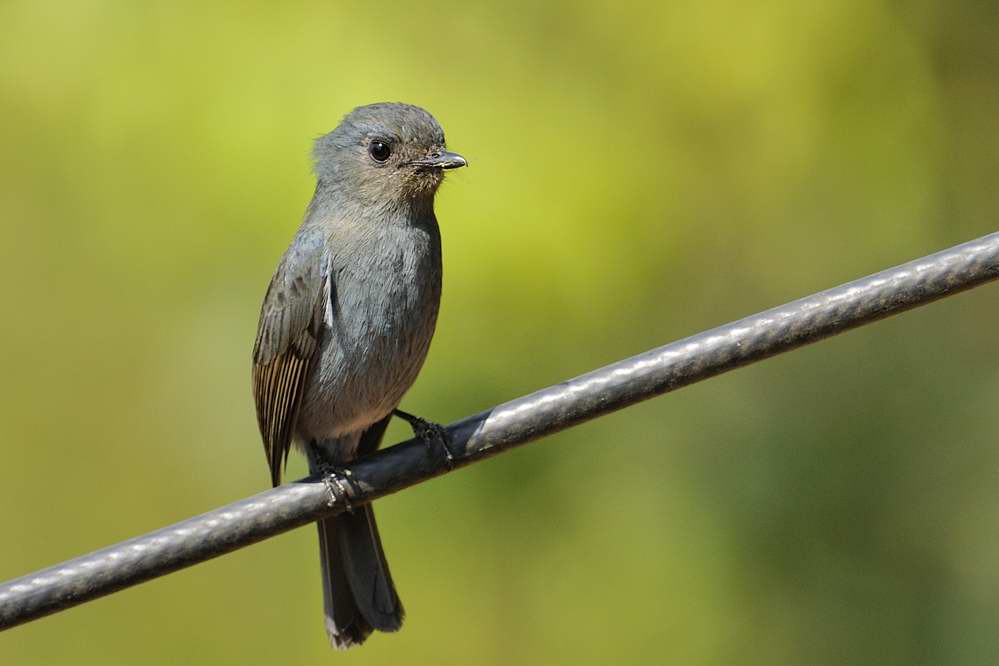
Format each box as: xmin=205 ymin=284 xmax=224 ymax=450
xmin=252 ymin=249 xmax=329 ymax=486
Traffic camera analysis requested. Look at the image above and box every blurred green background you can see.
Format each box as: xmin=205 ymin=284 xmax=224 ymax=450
xmin=2 ymin=1 xmax=999 ymax=664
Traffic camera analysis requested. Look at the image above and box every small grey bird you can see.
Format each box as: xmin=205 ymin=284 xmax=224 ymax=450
xmin=251 ymin=102 xmax=466 ymax=649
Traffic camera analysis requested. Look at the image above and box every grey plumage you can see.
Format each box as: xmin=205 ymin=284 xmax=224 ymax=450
xmin=251 ymin=102 xmax=466 ymax=648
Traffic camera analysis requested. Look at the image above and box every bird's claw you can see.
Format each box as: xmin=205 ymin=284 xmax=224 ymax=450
xmin=416 ymin=420 xmax=455 ymax=469
xmin=394 ymin=409 xmax=455 ymax=469
xmin=317 ymin=461 xmax=353 ymax=511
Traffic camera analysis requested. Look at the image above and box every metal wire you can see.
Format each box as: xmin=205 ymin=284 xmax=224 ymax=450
xmin=3 ymin=231 xmax=999 ymax=631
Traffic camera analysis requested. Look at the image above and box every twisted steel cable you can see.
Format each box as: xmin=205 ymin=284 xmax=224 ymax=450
xmin=2 ymin=231 xmax=998 ymax=630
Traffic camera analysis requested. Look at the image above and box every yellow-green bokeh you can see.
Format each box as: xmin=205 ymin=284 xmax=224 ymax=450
xmin=3 ymin=1 xmax=999 ymax=664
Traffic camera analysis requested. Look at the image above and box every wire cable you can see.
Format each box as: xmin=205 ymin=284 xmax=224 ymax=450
xmin=2 ymin=231 xmax=998 ymax=630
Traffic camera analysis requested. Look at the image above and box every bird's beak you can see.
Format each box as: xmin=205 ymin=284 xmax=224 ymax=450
xmin=408 ymin=150 xmax=468 ymax=170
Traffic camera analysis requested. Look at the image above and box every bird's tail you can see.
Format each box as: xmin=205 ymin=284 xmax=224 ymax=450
xmin=308 ymin=451 xmax=404 ymax=649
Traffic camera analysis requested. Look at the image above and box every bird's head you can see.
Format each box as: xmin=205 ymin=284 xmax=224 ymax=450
xmin=313 ymin=102 xmax=466 ymax=209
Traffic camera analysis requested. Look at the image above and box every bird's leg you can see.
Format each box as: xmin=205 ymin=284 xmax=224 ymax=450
xmin=393 ymin=409 xmax=455 ymax=469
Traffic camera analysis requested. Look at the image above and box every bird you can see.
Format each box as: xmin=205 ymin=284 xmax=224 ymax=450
xmin=251 ymin=102 xmax=466 ymax=648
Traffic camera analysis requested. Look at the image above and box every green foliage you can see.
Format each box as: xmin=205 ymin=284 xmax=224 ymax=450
xmin=2 ymin=1 xmax=998 ymax=663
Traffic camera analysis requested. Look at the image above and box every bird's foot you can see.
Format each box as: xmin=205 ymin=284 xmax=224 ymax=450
xmin=316 ymin=460 xmax=353 ymax=511
xmin=393 ymin=409 xmax=455 ymax=469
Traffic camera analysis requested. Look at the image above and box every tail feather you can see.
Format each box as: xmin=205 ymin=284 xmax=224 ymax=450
xmin=315 ymin=516 xmax=373 ymax=649
xmin=308 ymin=442 xmax=403 ymax=649
xmin=336 ymin=504 xmax=404 ymax=631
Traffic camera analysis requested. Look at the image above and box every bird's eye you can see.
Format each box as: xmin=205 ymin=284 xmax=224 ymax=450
xmin=368 ymin=141 xmax=391 ymax=162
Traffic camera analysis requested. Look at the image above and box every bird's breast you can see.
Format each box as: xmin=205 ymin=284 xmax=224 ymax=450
xmin=296 ymin=223 xmax=442 ymax=442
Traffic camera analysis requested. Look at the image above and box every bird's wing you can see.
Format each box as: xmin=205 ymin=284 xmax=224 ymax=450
xmin=252 ymin=244 xmax=332 ymax=486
